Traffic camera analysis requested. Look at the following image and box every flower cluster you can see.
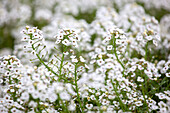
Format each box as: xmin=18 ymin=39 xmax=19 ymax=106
xmin=0 ymin=0 xmax=170 ymax=113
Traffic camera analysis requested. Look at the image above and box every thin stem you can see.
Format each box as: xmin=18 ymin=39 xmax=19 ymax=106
xmin=113 ymin=37 xmax=125 ymax=69
xmin=142 ymin=83 xmax=149 ymax=112
xmin=94 ymin=92 xmax=103 ymax=113
xmin=111 ymin=80 xmax=127 ymax=111
xmin=145 ymin=42 xmax=148 ymax=61
xmin=59 ymin=53 xmax=65 ymax=81
xmin=30 ymin=35 xmax=70 ymax=82
xmin=74 ymin=63 xmax=84 ymax=113
xmin=33 ymin=44 xmax=58 ymax=77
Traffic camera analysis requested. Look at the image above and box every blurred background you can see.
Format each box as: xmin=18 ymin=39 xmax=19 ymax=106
xmin=0 ymin=0 xmax=170 ymax=56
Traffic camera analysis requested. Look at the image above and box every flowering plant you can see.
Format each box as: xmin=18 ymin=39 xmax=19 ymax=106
xmin=0 ymin=0 xmax=170 ymax=113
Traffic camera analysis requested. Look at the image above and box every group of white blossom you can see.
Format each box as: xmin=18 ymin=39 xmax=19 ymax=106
xmin=0 ymin=0 xmax=170 ymax=113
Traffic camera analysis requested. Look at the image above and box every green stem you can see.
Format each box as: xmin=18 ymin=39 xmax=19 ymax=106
xmin=59 ymin=53 xmax=65 ymax=81
xmin=94 ymin=93 xmax=103 ymax=113
xmin=61 ymin=100 xmax=70 ymax=113
xmin=113 ymin=37 xmax=125 ymax=69
xmin=145 ymin=42 xmax=148 ymax=61
xmin=31 ymin=44 xmax=58 ymax=78
xmin=74 ymin=63 xmax=84 ymax=113
xmin=141 ymin=70 xmax=148 ymax=95
xmin=111 ymin=80 xmax=127 ymax=111
xmin=141 ymin=83 xmax=149 ymax=112
xmin=30 ymin=35 xmax=69 ymax=82
xmin=113 ymin=36 xmax=125 ymax=77
xmin=57 ymin=94 xmax=70 ymax=113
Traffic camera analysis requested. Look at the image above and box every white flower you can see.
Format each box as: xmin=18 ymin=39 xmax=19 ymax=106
xmin=62 ymin=39 xmax=70 ymax=46
xmin=60 ymin=91 xmax=71 ymax=101
xmin=2 ymin=61 xmax=8 ymax=66
xmin=137 ymin=77 xmax=144 ymax=82
xmin=68 ymin=103 xmax=76 ymax=111
xmin=102 ymin=99 xmax=110 ymax=105
xmin=11 ymin=108 xmax=18 ymax=113
xmin=20 ymin=92 xmax=29 ymax=101
xmin=55 ymin=39 xmax=61 ymax=44
xmin=10 ymin=89 xmax=15 ymax=92
xmin=135 ymin=101 xmax=143 ymax=106
xmin=80 ymin=56 xmax=86 ymax=62
xmin=151 ymin=105 xmax=158 ymax=110
xmin=63 ymin=51 xmax=69 ymax=55
xmin=90 ymin=95 xmax=95 ymax=100
xmin=22 ymin=36 xmax=29 ymax=41
xmin=32 ymin=91 xmax=39 ymax=99
xmin=160 ymin=107 xmax=168 ymax=113
xmin=105 ymin=62 xmax=114 ymax=69
xmin=72 ymin=58 xmax=78 ymax=63
xmin=146 ymin=36 xmax=153 ymax=40
xmin=164 ymin=90 xmax=170 ymax=96
xmin=158 ymin=101 xmax=167 ymax=109
xmin=86 ymin=104 xmax=93 ymax=109
xmin=155 ymin=93 xmax=166 ymax=100
xmin=108 ymin=95 xmax=115 ymax=99
xmin=32 ymin=73 xmax=40 ymax=81
xmin=31 ymin=50 xmax=36 ymax=55
xmin=97 ymin=59 xmax=105 ymax=66
xmin=116 ymin=39 xmax=122 ymax=44
xmin=71 ymin=39 xmax=77 ymax=45
xmin=85 ymin=64 xmax=90 ymax=69
xmin=28 ymin=29 xmax=34 ymax=34
xmin=57 ymin=34 xmax=63 ymax=40
xmin=137 ymin=35 xmax=143 ymax=41
xmin=48 ymin=93 xmax=58 ymax=102
xmin=95 ymin=48 xmax=102 ymax=53
xmin=153 ymin=40 xmax=158 ymax=46
xmin=39 ymin=94 xmax=47 ymax=101
xmin=55 ymin=85 xmax=64 ymax=93
xmin=29 ymin=101 xmax=37 ymax=107
xmin=130 ymin=65 xmax=136 ymax=72
xmin=107 ymin=45 xmax=113 ymax=50
xmin=28 ymin=85 xmax=35 ymax=93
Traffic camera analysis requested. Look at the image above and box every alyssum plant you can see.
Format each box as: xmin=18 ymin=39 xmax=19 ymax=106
xmin=0 ymin=23 xmax=169 ymax=113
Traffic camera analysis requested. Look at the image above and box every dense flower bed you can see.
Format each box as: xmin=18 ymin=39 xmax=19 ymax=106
xmin=0 ymin=0 xmax=169 ymax=113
